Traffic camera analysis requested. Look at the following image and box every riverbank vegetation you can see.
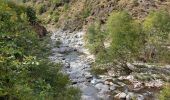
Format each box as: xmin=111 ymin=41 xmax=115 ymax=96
xmin=0 ymin=0 xmax=80 ymax=99
xmin=87 ymin=10 xmax=170 ymax=65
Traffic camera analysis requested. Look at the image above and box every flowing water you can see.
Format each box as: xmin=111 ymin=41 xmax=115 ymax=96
xmin=49 ymin=30 xmax=111 ymax=100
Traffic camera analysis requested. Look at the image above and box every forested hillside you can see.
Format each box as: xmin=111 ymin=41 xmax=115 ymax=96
xmin=1 ymin=0 xmax=170 ymax=100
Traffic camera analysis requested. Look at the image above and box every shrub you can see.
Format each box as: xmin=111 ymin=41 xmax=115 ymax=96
xmin=106 ymin=11 xmax=142 ymax=63
xmin=86 ymin=23 xmax=106 ymax=55
xmin=26 ymin=6 xmax=37 ymax=24
xmin=143 ymin=10 xmax=170 ymax=63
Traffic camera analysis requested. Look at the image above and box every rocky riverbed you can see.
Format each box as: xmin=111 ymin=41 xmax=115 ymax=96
xmin=49 ymin=30 xmax=170 ymax=100
xmin=49 ymin=30 xmax=107 ymax=100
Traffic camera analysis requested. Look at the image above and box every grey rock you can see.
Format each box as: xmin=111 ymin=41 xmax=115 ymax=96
xmin=127 ymin=62 xmax=136 ymax=71
xmin=110 ymin=85 xmax=116 ymax=91
xmin=84 ymin=72 xmax=93 ymax=79
xmin=95 ymin=83 xmax=109 ymax=93
xmin=114 ymin=92 xmax=127 ymax=99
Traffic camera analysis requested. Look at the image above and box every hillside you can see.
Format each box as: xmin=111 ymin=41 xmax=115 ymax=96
xmin=22 ymin=0 xmax=170 ymax=30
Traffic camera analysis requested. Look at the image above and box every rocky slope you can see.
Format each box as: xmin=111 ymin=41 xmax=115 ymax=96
xmin=23 ymin=0 xmax=170 ymax=31
xmin=59 ymin=0 xmax=170 ymax=30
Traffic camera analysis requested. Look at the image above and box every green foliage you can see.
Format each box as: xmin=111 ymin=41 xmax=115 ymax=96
xmin=0 ymin=1 xmax=80 ymax=99
xmin=159 ymin=83 xmax=170 ymax=100
xmin=86 ymin=23 xmax=106 ymax=55
xmin=38 ymin=4 xmax=47 ymax=15
xmin=51 ymin=0 xmax=69 ymax=5
xmin=143 ymin=10 xmax=170 ymax=63
xmin=26 ymin=6 xmax=37 ymax=23
xmin=144 ymin=10 xmax=170 ymax=33
xmin=107 ymin=11 xmax=142 ymax=62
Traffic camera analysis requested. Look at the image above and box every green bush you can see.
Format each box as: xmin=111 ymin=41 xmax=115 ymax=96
xmin=106 ymin=11 xmax=142 ymax=62
xmin=86 ymin=23 xmax=106 ymax=55
xmin=26 ymin=6 xmax=37 ymax=23
xmin=143 ymin=10 xmax=170 ymax=63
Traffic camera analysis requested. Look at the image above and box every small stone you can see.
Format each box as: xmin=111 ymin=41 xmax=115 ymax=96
xmin=137 ymin=94 xmax=144 ymax=100
xmin=127 ymin=62 xmax=135 ymax=71
xmin=104 ymin=81 xmax=110 ymax=85
xmin=133 ymin=81 xmax=144 ymax=89
xmin=117 ymin=82 xmax=126 ymax=87
xmin=126 ymin=75 xmax=134 ymax=81
xmin=114 ymin=92 xmax=127 ymax=99
xmin=84 ymin=72 xmax=93 ymax=79
xmin=110 ymin=85 xmax=116 ymax=91
xmin=109 ymin=82 xmax=114 ymax=85
xmin=108 ymin=70 xmax=115 ymax=77
xmin=65 ymin=63 xmax=70 ymax=68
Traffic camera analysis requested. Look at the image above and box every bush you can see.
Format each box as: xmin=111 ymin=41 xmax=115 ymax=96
xmin=143 ymin=10 xmax=170 ymax=63
xmin=86 ymin=23 xmax=106 ymax=55
xmin=106 ymin=11 xmax=142 ymax=63
xmin=26 ymin=6 xmax=37 ymax=24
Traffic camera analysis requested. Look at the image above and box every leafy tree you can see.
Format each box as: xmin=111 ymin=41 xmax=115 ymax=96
xmin=106 ymin=11 xmax=142 ymax=64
